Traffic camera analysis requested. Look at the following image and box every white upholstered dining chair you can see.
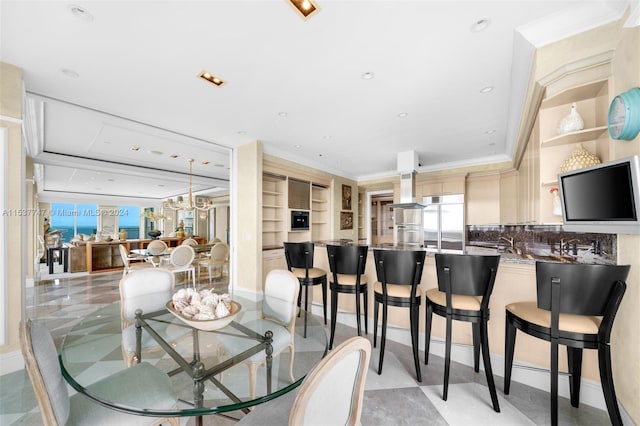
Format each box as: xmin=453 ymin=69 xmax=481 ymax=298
xmin=119 ymin=244 xmax=154 ymax=279
xmin=20 ymin=319 xmax=179 ymax=426
xmin=198 ymin=242 xmax=229 ymax=284
xmin=119 ymin=268 xmax=189 ymax=367
xmin=161 ymin=245 xmax=196 ymax=287
xmin=218 ymin=269 xmax=300 ymax=399
xmin=237 ymin=336 xmax=371 ymax=426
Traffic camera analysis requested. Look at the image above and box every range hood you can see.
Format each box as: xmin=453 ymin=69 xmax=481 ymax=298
xmin=389 ymin=151 xmax=425 ymax=208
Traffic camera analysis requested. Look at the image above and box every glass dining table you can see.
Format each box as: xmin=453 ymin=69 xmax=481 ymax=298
xmin=58 ymin=294 xmax=328 ymax=424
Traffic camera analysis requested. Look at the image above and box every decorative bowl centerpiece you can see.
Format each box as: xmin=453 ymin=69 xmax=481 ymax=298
xmin=148 ymin=230 xmax=162 ymax=239
xmin=167 ymin=288 xmax=240 ymax=331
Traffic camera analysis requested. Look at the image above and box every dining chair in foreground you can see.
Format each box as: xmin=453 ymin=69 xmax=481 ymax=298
xmin=119 ymin=268 xmax=189 ymax=367
xmin=326 ymin=244 xmax=369 ymax=349
xmin=20 ymin=319 xmax=179 ymax=426
xmin=425 ymin=253 xmax=501 ymax=412
xmin=217 ymin=269 xmax=300 ymax=398
xmin=237 ymin=336 xmax=371 ymax=426
xmin=284 ymin=241 xmax=328 ymax=338
xmin=119 ymin=244 xmax=153 ymax=279
xmin=373 ymin=249 xmax=425 ymax=381
xmin=504 ymin=262 xmax=630 ymax=426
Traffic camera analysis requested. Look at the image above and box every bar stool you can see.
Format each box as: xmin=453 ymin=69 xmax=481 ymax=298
xmin=327 ymin=244 xmax=368 ymax=349
xmin=283 ymin=241 xmax=327 ymax=338
xmin=505 ymin=262 xmax=630 ymax=426
xmin=373 ymin=249 xmax=425 ymax=381
xmin=47 ymin=246 xmax=69 ymax=274
xmin=425 ymin=253 xmax=501 ymax=412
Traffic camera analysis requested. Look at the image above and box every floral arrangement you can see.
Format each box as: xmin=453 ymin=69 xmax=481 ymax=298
xmin=549 ymin=187 xmax=559 ymax=195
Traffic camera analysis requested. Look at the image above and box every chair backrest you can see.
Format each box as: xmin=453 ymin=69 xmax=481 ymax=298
xmin=118 ymin=244 xmax=131 ymax=268
xmin=210 ymin=242 xmax=229 ymax=263
xmin=536 ymin=262 xmax=630 ymax=316
xmin=19 ymin=319 xmax=70 ymax=425
xmin=181 ymin=238 xmax=198 ymax=246
xmin=283 ymin=241 xmax=314 ymax=270
xmin=147 ymin=239 xmax=168 ymax=256
xmin=170 ymin=245 xmax=195 ymax=268
xmin=262 ymin=269 xmax=300 ymax=331
xmin=435 ymin=253 xmax=500 ymax=297
xmin=327 ymin=245 xmax=368 ymax=275
xmin=289 ymin=336 xmax=371 ymax=426
xmin=37 ymin=235 xmax=46 ymax=258
xmin=209 ymin=237 xmax=222 ymax=244
xmin=374 ymin=249 xmax=426 ymax=287
xmin=119 ymin=268 xmax=175 ymax=323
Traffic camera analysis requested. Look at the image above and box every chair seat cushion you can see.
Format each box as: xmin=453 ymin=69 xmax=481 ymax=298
xmin=426 ymin=288 xmax=481 ymax=311
xmin=68 ymin=362 xmax=177 ymax=425
xmin=291 ymin=267 xmax=326 ymax=280
xmin=506 ymin=301 xmax=601 ymax=335
xmin=329 ymin=274 xmax=368 ymax=285
xmin=374 ymin=281 xmax=421 ymax=298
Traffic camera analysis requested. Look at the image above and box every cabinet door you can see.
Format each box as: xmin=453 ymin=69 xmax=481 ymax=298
xmin=421 ymin=182 xmax=443 ymax=197
xmin=499 ymin=172 xmax=518 ymax=224
xmin=466 ymin=175 xmax=500 ymax=225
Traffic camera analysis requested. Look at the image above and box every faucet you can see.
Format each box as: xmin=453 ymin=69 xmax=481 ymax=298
xmin=499 ymin=236 xmax=514 ymax=248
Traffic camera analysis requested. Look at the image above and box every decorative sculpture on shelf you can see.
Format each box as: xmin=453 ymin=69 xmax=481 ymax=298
xmin=556 ymin=102 xmax=584 ymax=135
xmin=559 ymin=144 xmax=601 ymax=173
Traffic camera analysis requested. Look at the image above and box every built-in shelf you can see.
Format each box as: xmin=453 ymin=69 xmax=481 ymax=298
xmin=541 ymin=126 xmax=608 ymax=148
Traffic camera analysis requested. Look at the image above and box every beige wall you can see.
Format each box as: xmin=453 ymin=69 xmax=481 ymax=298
xmin=0 ymin=62 xmax=25 ymax=355
xmin=609 ymin=25 xmax=640 ymax=423
xmin=235 ymin=141 xmax=262 ymax=293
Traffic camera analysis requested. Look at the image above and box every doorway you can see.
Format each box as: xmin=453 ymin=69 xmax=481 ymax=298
xmin=370 ymin=192 xmax=394 ymax=246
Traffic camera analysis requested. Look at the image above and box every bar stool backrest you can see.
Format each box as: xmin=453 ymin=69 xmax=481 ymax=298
xmin=535 ymin=262 xmax=630 ymax=316
xmin=435 ymin=254 xmax=500 ymax=297
xmin=374 ymin=249 xmax=425 ymax=286
xmin=327 ymin=245 xmax=368 ymax=275
xmin=284 ymin=241 xmax=314 ymax=270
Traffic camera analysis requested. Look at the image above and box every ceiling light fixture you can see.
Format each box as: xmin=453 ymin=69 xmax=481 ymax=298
xmin=470 ymin=18 xmax=490 ymax=32
xmin=398 ymin=112 xmax=408 ymax=118
xmin=361 ymin=72 xmax=375 ymax=80
xmin=69 ymin=5 xmax=94 ymax=22
xmin=130 ymin=146 xmax=140 ymax=151
xmin=480 ymin=86 xmax=494 ymax=94
xmin=278 ymin=112 xmax=288 ymax=117
xmin=288 ymin=0 xmax=319 ymax=19
xmin=61 ymin=68 xmax=79 ymax=78
xmin=198 ymin=71 xmax=225 ymax=87
xmin=485 ymin=129 xmax=496 ymax=134
xmin=166 ymin=159 xmax=214 ymax=212
xmin=170 ymin=154 xmax=179 ymax=158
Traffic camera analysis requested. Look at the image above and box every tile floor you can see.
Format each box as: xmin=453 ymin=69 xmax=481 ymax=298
xmin=0 ymin=262 xmax=612 ymax=425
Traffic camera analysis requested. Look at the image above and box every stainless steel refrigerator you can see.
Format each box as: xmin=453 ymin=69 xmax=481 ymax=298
xmin=423 ymin=194 xmax=465 ymax=253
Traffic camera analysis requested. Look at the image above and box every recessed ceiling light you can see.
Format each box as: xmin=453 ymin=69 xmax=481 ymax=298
xmin=470 ymin=18 xmax=490 ymax=32
xmin=198 ymin=70 xmax=224 ymax=87
xmin=61 ymin=68 xmax=79 ymax=78
xmin=480 ymin=86 xmax=494 ymax=94
xmin=107 ymin=178 xmax=115 ymax=182
xmin=148 ymin=150 xmax=163 ymax=155
xmin=485 ymin=129 xmax=496 ymax=134
xmin=398 ymin=112 xmax=408 ymax=118
xmin=294 ymin=144 xmax=302 ymax=148
xmin=488 ymin=142 xmax=496 ymax=146
xmin=288 ymin=0 xmax=319 ymax=20
xmin=69 ymin=5 xmax=94 ymax=22
xmin=158 ymin=184 xmax=165 ymax=187
xmin=214 ymin=163 xmax=225 ymax=168
xmin=361 ymin=72 xmax=375 ymax=80
xmin=130 ymin=146 xmax=140 ymax=152
xmin=237 ymin=131 xmax=247 ymax=135
xmin=202 ymin=161 xmax=210 ymax=165
xmin=323 ymin=135 xmax=332 ymax=140
xmin=169 ymin=154 xmax=179 ymax=158
xmin=278 ymin=112 xmax=288 ymax=117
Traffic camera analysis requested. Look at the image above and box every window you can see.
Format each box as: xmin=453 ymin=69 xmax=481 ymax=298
xmin=118 ymin=206 xmax=140 ymax=239
xmin=49 ymin=203 xmax=98 ymax=243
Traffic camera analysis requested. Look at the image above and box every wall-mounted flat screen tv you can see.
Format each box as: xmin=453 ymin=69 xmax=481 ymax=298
xmin=558 ymin=155 xmax=640 ymax=234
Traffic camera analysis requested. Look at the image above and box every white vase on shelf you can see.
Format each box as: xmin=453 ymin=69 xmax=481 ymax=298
xmin=556 ymin=102 xmax=584 ymax=135
xmin=552 ymin=193 xmax=562 ymax=216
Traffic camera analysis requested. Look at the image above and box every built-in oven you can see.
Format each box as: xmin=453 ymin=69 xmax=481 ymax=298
xmin=290 ymin=210 xmax=310 ymax=231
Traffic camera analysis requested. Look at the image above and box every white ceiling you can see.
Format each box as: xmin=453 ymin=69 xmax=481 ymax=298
xmin=0 ymin=0 xmax=631 ymax=202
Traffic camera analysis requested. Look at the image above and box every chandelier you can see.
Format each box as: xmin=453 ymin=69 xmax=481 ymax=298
xmin=166 ymin=159 xmax=214 ymax=212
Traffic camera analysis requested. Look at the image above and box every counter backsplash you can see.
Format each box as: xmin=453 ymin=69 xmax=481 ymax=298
xmin=466 ymin=225 xmax=616 ymax=265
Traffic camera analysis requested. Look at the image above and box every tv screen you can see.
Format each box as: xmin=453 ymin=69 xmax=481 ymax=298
xmin=561 ymin=162 xmax=636 ymax=221
xmin=558 ymin=155 xmax=640 ymax=234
